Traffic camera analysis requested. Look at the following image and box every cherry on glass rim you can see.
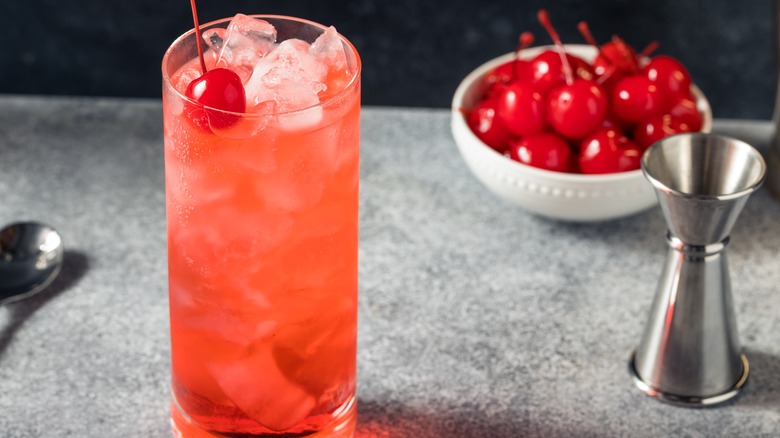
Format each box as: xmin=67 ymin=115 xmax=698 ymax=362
xmin=184 ymin=0 xmax=247 ymax=129
xmin=185 ymin=68 xmax=247 ymax=129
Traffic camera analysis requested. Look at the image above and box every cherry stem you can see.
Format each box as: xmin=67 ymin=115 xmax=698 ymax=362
xmin=577 ymin=22 xmax=599 ymax=48
xmin=596 ymin=65 xmax=616 ymax=86
xmin=513 ymin=32 xmax=535 ymax=81
xmin=577 ymin=21 xmax=610 ymax=62
xmin=190 ymin=0 xmax=207 ymax=74
xmin=611 ymin=36 xmax=638 ymax=73
xmin=538 ymin=9 xmax=573 ymax=85
xmin=640 ymin=40 xmax=660 ymax=58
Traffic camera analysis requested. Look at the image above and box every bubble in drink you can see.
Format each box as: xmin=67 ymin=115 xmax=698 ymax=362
xmin=217 ymin=14 xmax=277 ymax=83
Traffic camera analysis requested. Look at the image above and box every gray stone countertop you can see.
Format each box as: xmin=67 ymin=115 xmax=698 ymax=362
xmin=1 ymin=95 xmax=779 ymax=437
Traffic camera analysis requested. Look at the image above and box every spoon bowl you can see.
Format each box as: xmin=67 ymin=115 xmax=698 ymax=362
xmin=0 ymin=222 xmax=64 ymax=304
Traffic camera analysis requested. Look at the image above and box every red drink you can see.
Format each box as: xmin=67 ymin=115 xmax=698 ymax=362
xmin=162 ymin=14 xmax=360 ymax=437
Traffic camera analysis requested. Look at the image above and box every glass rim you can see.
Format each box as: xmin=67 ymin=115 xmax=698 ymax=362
xmin=161 ymin=14 xmax=362 ymax=117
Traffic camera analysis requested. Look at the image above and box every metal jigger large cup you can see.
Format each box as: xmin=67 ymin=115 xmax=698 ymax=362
xmin=630 ymin=133 xmax=766 ymax=406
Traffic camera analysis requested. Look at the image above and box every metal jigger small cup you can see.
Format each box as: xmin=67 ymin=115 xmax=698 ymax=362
xmin=630 ymin=133 xmax=766 ymax=406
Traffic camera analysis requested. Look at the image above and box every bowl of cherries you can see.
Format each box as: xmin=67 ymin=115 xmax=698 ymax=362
xmin=451 ymin=10 xmax=712 ymax=222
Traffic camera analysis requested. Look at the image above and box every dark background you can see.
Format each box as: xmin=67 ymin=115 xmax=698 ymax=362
xmin=0 ymin=0 xmax=775 ymax=119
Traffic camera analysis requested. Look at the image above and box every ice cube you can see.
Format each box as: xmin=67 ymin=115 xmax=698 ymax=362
xmin=309 ymin=26 xmax=347 ymax=73
xmin=202 ymin=28 xmax=226 ymax=64
xmin=277 ymin=106 xmax=324 ymax=132
xmin=245 ymin=39 xmax=327 ymax=109
xmin=207 ymin=348 xmax=316 ymax=431
xmin=258 ymin=67 xmax=321 ymax=110
xmin=217 ymin=14 xmax=277 ymax=84
xmin=203 ymin=28 xmax=226 ymax=51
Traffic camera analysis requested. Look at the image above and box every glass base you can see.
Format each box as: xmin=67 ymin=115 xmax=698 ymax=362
xmin=171 ymin=395 xmax=356 ymax=438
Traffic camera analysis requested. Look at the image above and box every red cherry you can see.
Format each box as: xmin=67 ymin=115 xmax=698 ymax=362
xmin=184 ymin=0 xmax=247 ymax=129
xmin=547 ymin=79 xmax=607 ymax=140
xmin=484 ymin=61 xmax=528 ymax=99
xmin=665 ymin=94 xmax=702 ymax=131
xmin=534 ymin=10 xmax=607 ymax=141
xmin=185 ymin=68 xmax=247 ymax=129
xmin=579 ymin=128 xmax=642 ymax=174
xmin=531 ymin=11 xmax=591 ymax=95
xmin=496 ymin=81 xmax=547 ymax=137
xmin=527 ymin=50 xmax=567 ymax=94
xmin=485 ymin=32 xmax=535 ymax=98
xmin=466 ymin=98 xmax=513 ymax=152
xmin=486 ymin=61 xmax=523 ymax=86
xmin=611 ymin=75 xmax=663 ymax=123
xmin=527 ymin=51 xmax=597 ymax=94
xmin=642 ymin=55 xmax=692 ymax=99
xmin=633 ymin=115 xmax=693 ymax=150
xmin=508 ymin=132 xmax=575 ymax=172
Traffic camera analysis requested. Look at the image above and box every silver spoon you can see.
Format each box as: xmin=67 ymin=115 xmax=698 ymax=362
xmin=0 ymin=222 xmax=64 ymax=305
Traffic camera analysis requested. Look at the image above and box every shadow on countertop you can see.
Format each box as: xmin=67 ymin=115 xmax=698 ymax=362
xmin=355 ymin=398 xmax=608 ymax=438
xmin=732 ymin=349 xmax=780 ymax=411
xmin=0 ymin=251 xmax=89 ymax=360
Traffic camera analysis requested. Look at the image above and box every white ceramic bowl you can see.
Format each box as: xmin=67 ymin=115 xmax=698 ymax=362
xmin=451 ymin=45 xmax=712 ymax=222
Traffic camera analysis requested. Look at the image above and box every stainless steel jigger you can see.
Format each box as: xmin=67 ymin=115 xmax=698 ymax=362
xmin=629 ymin=133 xmax=766 ymax=406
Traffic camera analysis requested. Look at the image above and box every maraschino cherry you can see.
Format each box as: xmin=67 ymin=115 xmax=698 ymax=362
xmin=509 ymin=132 xmax=575 ymax=173
xmin=496 ymin=81 xmax=547 ymax=137
xmin=665 ymin=94 xmax=702 ymax=131
xmin=185 ymin=0 xmax=246 ymax=129
xmin=641 ymin=55 xmax=692 ymax=101
xmin=633 ymin=115 xmax=692 ymax=150
xmin=539 ymin=10 xmax=607 ymax=140
xmin=579 ymin=128 xmax=642 ymax=174
xmin=484 ymin=32 xmax=535 ymax=98
xmin=610 ymin=75 xmax=663 ymax=123
xmin=466 ymin=98 xmax=512 ymax=152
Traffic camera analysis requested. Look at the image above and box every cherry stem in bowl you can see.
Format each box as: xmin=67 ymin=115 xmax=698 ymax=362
xmin=190 ymin=0 xmax=207 ymax=74
xmin=538 ymin=9 xmax=573 ymax=85
xmin=577 ymin=22 xmax=599 ymax=48
xmin=514 ymin=32 xmax=535 ymax=80
xmin=577 ymin=21 xmax=614 ymax=67
xmin=611 ymin=35 xmax=637 ymax=71
xmin=597 ymin=65 xmax=617 ymax=86
xmin=640 ymin=41 xmax=660 ymax=58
